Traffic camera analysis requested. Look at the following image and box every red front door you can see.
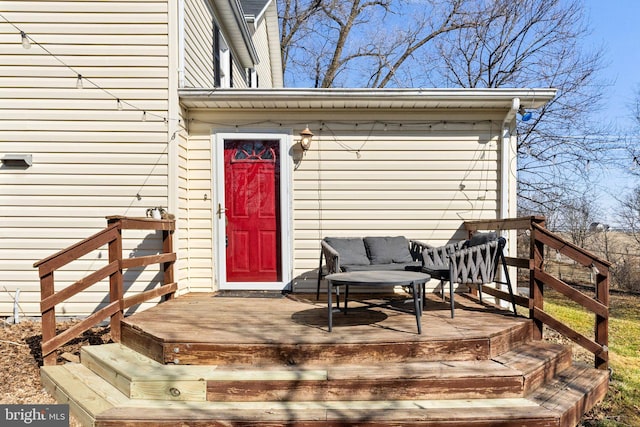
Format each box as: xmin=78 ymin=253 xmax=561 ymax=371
xmin=224 ymin=140 xmax=281 ymax=282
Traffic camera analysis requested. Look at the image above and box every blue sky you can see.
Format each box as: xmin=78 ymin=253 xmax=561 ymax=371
xmin=585 ymin=0 xmax=640 ymax=127
xmin=583 ymin=0 xmax=639 ymax=224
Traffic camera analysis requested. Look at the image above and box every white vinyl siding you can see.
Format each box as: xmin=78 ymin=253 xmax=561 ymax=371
xmin=251 ymin=5 xmax=274 ymax=88
xmin=0 ymin=0 xmax=172 ymax=316
xmin=231 ymin=59 xmax=247 ymax=88
xmin=184 ymin=0 xmax=216 ymax=88
xmin=177 ymin=125 xmax=215 ymax=292
xmin=183 ymin=109 xmax=506 ymax=293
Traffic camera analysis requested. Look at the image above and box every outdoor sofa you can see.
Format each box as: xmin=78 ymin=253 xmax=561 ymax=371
xmin=317 ymin=233 xmax=516 ymax=318
xmin=316 ymin=236 xmax=430 ymax=298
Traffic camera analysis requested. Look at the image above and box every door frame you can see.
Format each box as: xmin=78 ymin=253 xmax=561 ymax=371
xmin=213 ymin=130 xmax=293 ymax=291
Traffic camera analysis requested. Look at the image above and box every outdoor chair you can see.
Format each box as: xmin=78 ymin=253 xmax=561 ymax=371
xmin=421 ymin=233 xmax=517 ymax=318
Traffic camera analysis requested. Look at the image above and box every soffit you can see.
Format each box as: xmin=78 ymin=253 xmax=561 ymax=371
xmin=240 ymin=0 xmax=270 ymax=18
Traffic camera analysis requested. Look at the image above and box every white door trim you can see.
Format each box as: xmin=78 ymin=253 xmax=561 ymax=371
xmin=212 ymin=131 xmax=293 ymax=291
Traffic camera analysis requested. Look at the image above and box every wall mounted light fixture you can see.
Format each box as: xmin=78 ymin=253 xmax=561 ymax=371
xmin=299 ymin=126 xmax=314 ymax=151
xmin=518 ymin=106 xmax=532 ymax=122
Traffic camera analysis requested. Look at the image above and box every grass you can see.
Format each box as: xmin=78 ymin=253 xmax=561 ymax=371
xmin=543 ymin=290 xmax=640 ymax=426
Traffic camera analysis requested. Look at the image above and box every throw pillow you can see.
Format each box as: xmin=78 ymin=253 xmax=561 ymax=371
xmin=364 ymin=236 xmax=413 ymax=264
xmin=324 ymin=237 xmax=370 ymax=265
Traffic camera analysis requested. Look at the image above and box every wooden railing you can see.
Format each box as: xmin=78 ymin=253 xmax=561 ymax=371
xmin=34 ymin=216 xmax=176 ymax=366
xmin=464 ymin=216 xmax=610 ymax=370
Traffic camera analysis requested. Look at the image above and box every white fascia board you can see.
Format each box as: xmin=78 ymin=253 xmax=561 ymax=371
xmin=178 ymin=87 xmax=557 ymax=110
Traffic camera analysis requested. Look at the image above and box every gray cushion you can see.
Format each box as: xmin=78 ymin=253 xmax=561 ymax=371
xmin=464 ymin=232 xmax=497 ymax=248
xmin=364 ymin=236 xmax=413 ymax=264
xmin=324 ymin=237 xmax=370 ymax=266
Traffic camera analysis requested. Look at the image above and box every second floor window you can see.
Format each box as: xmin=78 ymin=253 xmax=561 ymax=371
xmin=213 ymin=24 xmax=231 ymax=88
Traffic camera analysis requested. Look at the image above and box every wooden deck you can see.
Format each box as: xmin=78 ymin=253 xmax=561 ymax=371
xmin=119 ymin=292 xmax=532 ymax=366
xmin=41 ymin=291 xmax=610 ymax=426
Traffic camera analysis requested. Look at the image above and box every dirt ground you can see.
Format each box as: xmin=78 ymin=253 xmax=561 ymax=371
xmin=0 ymin=317 xmax=612 ymax=427
xmin=0 ymin=318 xmax=111 ymax=426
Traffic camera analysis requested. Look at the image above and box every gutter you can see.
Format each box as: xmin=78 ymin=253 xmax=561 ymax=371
xmin=178 ymin=88 xmax=557 ymax=109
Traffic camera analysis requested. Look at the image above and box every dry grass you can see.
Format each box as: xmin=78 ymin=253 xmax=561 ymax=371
xmin=543 ymin=290 xmax=640 ymax=427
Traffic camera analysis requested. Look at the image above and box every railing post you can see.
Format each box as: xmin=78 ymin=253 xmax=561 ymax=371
xmin=530 ymin=218 xmax=545 ymax=340
xmin=40 ymin=271 xmax=57 ymax=366
xmin=595 ymin=267 xmax=610 ymax=369
xmin=163 ymin=228 xmax=175 ymax=300
xmin=109 ymin=220 xmax=123 ymax=342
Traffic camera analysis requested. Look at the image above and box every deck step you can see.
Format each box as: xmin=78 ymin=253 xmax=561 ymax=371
xmin=205 ymin=349 xmax=572 ymax=402
xmin=495 ymin=341 xmax=573 ymax=395
xmin=531 ymin=364 xmax=610 ymax=427
xmin=42 ymin=359 xmax=608 ymax=427
xmin=95 ymin=398 xmax=561 ymax=426
xmin=81 ymin=344 xmax=214 ymax=401
xmin=41 ymin=363 xmax=127 ymax=427
xmin=79 ymin=341 xmax=573 ymax=403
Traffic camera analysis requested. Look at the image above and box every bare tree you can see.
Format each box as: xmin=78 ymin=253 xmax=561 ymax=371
xmin=278 ymin=0 xmax=610 ymax=212
xmin=278 ymin=0 xmax=478 ymax=88
xmin=556 ymin=194 xmax=602 ymax=248
xmin=618 ymin=186 xmax=640 ymax=246
xmin=429 ymin=0 xmax=609 ymax=211
xmin=622 ymin=86 xmax=640 ymax=177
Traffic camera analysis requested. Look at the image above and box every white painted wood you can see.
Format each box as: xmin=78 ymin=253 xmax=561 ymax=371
xmin=213 ymin=131 xmax=293 ymax=291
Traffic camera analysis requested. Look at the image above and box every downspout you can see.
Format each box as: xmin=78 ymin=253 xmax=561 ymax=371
xmin=500 ymin=98 xmax=520 ymax=305
xmin=501 ymin=98 xmax=519 ymax=220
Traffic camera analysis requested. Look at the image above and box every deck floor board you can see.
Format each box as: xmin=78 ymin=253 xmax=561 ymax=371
xmin=122 ymin=292 xmax=528 ymax=345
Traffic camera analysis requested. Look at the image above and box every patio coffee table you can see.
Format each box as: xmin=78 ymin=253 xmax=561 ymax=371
xmin=325 ymin=270 xmax=430 ymax=334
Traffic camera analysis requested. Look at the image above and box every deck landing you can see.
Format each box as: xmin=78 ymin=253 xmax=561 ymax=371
xmin=120 ymin=292 xmax=532 ymax=365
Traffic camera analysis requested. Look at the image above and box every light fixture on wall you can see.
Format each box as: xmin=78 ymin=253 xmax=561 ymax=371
xmin=518 ymin=106 xmax=532 ymax=122
xmin=299 ymin=126 xmax=314 ymax=151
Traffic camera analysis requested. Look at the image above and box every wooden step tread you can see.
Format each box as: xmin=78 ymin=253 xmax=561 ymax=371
xmin=41 ymin=363 xmax=127 ymax=427
xmin=82 ymin=343 xmax=217 ymax=380
xmin=493 ymin=341 xmax=573 ymax=394
xmin=530 ymin=364 xmax=609 ymax=427
xmin=494 ymin=341 xmax=571 ymax=374
xmin=96 ymin=398 xmax=560 ymax=426
xmin=82 ymin=343 xmax=213 ymax=401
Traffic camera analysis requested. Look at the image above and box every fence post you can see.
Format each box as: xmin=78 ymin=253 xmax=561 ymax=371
xmin=595 ymin=267 xmax=609 ymax=369
xmin=108 ymin=219 xmax=123 ymax=342
xmin=163 ymin=228 xmax=175 ymax=300
xmin=40 ymin=271 xmax=57 ymax=366
xmin=530 ymin=218 xmax=545 ymax=340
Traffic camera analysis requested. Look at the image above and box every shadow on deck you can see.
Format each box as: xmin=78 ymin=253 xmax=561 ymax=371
xmin=41 ymin=291 xmax=610 ymax=426
xmin=119 ymin=292 xmax=532 ymax=366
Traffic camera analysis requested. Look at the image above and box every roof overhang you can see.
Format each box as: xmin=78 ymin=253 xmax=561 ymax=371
xmin=215 ymin=0 xmax=259 ymax=67
xmin=178 ymin=88 xmax=557 ymax=110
